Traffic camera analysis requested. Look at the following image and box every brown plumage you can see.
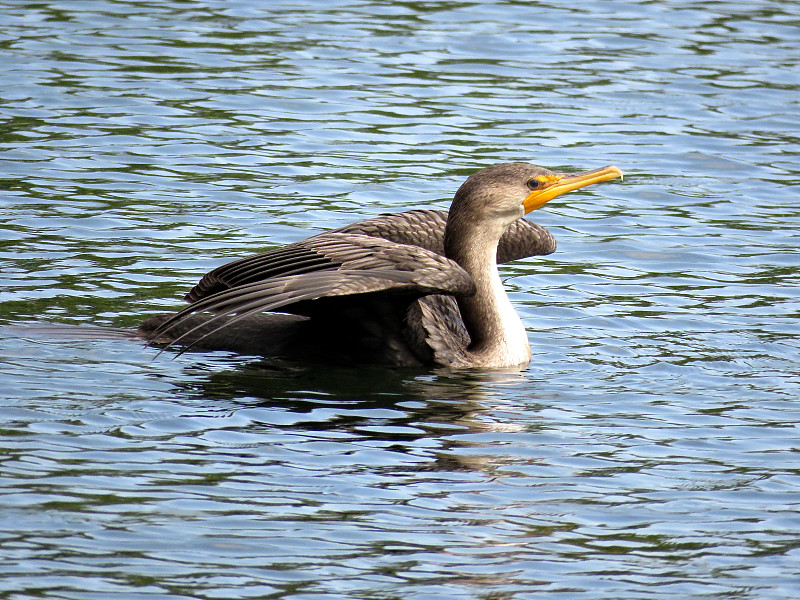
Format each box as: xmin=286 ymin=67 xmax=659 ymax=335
xmin=140 ymin=163 xmax=622 ymax=368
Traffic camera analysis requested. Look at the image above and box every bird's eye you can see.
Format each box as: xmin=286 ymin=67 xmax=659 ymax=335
xmin=526 ymin=179 xmax=541 ymax=190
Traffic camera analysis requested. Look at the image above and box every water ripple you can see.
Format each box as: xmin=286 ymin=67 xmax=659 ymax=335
xmin=2 ymin=0 xmax=800 ymax=598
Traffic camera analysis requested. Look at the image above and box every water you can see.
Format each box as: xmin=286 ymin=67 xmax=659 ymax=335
xmin=1 ymin=0 xmax=799 ymax=598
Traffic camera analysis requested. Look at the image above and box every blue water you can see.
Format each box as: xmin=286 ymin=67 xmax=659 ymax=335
xmin=1 ymin=1 xmax=799 ymax=598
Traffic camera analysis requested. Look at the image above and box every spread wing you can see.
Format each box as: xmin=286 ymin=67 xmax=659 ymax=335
xmin=153 ymin=233 xmax=477 ymax=351
xmin=152 ymin=210 xmax=554 ymax=355
xmin=186 ymin=210 xmax=555 ymax=304
xmin=334 ymin=209 xmax=557 ymax=264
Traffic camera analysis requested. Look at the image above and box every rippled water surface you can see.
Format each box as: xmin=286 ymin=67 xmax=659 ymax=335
xmin=2 ymin=1 xmax=799 ymax=598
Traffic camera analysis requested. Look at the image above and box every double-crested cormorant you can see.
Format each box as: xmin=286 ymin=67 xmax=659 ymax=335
xmin=140 ymin=163 xmax=622 ymax=368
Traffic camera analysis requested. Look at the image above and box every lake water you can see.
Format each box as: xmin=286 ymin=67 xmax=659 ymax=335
xmin=1 ymin=1 xmax=799 ymax=598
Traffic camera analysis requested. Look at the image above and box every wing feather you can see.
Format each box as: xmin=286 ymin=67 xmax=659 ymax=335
xmin=186 ymin=210 xmax=555 ymax=304
xmin=153 ymin=235 xmax=477 ymax=351
xmin=155 ymin=210 xmax=554 ymax=358
xmin=334 ymin=209 xmax=556 ymax=263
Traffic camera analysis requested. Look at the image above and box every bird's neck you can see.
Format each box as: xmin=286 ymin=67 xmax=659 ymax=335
xmin=445 ymin=228 xmax=531 ymax=368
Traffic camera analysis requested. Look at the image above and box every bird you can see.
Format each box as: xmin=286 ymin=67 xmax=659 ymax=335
xmin=139 ymin=163 xmax=622 ymax=369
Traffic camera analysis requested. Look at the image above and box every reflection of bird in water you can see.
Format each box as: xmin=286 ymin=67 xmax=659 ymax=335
xmin=140 ymin=163 xmax=622 ymax=368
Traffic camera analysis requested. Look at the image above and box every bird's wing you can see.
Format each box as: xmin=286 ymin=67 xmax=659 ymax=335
xmin=497 ymin=217 xmax=557 ymax=263
xmin=186 ymin=210 xmax=556 ymax=303
xmin=333 ymin=209 xmax=449 ymax=256
xmin=334 ymin=209 xmax=556 ymax=263
xmin=154 ymin=233 xmax=476 ymax=351
xmin=184 ymin=238 xmax=339 ymax=302
xmin=404 ymin=295 xmax=473 ymax=367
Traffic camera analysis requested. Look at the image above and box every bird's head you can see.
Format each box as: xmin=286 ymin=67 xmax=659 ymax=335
xmin=451 ymin=162 xmax=624 ymax=229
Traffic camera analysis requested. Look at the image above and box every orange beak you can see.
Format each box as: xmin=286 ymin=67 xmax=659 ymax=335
xmin=523 ymin=165 xmax=623 ymax=214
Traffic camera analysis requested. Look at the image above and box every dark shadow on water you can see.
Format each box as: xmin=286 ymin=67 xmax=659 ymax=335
xmin=180 ymin=356 xmax=529 ymax=434
xmin=178 ymin=358 xmax=535 ymax=475
xmin=3 ymin=321 xmax=537 ymax=451
xmin=189 ymin=358 xmax=502 ymax=404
